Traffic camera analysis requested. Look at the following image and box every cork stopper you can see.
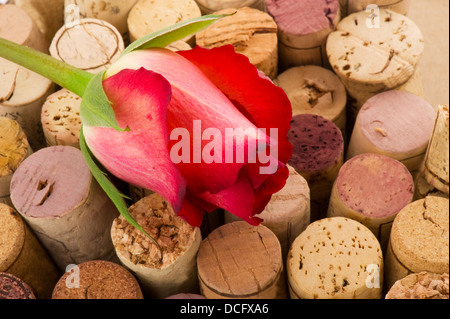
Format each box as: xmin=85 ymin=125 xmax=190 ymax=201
xmin=0 ymin=117 xmax=30 ymax=177
xmin=347 ymin=0 xmax=411 ymax=16
xmin=386 ymin=272 xmax=449 ymax=299
xmin=390 ymin=196 xmax=449 ymax=274
xmin=195 ymin=0 xmax=266 ymax=14
xmin=50 ymin=18 xmax=124 ymax=73
xmin=195 ymin=7 xmax=278 ymax=79
xmin=288 ymin=114 xmax=344 ymax=173
xmin=0 ymin=204 xmax=25 ymax=272
xmin=335 ymin=153 xmax=414 ymax=218
xmin=166 ymin=293 xmax=206 ymax=299
xmin=0 ymin=272 xmax=35 ymax=299
xmin=287 ymin=217 xmax=383 ymax=299
xmin=52 ymin=260 xmax=144 ymax=299
xmin=197 ymin=221 xmax=286 ymax=298
xmin=41 ymin=88 xmax=82 ymax=148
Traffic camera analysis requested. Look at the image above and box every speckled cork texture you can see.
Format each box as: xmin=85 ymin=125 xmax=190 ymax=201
xmin=52 ymin=260 xmax=143 ymax=299
xmin=197 ymin=221 xmax=287 ymax=299
xmin=195 ymin=0 xmax=266 ymax=14
xmin=0 ymin=272 xmax=36 ymax=299
xmin=287 ymin=217 xmax=383 ymax=299
xmin=386 ymin=196 xmax=449 ymax=290
xmin=386 ymin=272 xmax=449 ymax=299
xmin=346 ymin=0 xmax=411 ymax=16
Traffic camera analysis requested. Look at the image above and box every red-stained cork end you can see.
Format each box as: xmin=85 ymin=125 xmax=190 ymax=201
xmin=288 ymin=114 xmax=344 ymax=173
xmin=336 ymin=153 xmax=414 ymax=218
xmin=0 ymin=273 xmax=36 ymax=299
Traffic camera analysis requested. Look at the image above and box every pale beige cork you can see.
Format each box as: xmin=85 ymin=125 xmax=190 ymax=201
xmin=274 ymin=65 xmax=347 ymax=135
xmin=224 ymin=165 xmax=310 ymax=261
xmin=50 ymin=18 xmax=125 ymax=73
xmin=128 ymin=0 xmax=201 ymax=45
xmin=287 ymin=217 xmax=383 ymax=299
xmin=111 ymin=193 xmax=202 ymax=299
xmin=386 ymin=272 xmax=449 ymax=299
xmin=41 ymin=88 xmax=82 ymax=149
xmin=197 ymin=221 xmax=287 ymax=299
xmin=413 ymin=171 xmax=449 ymax=201
xmin=0 ymin=203 xmax=60 ymax=299
xmin=0 ymin=117 xmax=31 ymax=207
xmin=326 ymin=9 xmax=424 ymax=119
xmin=422 ymin=105 xmax=449 ymax=194
xmin=52 ymin=260 xmax=144 ymax=299
xmin=196 ymin=7 xmax=278 ymax=79
xmin=347 ymin=0 xmax=411 ymax=16
xmin=385 ymin=196 xmax=449 ymax=290
xmin=195 ymin=0 xmax=266 ymax=14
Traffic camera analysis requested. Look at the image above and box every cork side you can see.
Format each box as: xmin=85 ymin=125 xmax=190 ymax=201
xmin=287 ymin=217 xmax=383 ymax=299
xmin=390 ymin=196 xmax=449 ymax=274
xmin=0 ymin=118 xmax=30 ymax=177
xmin=165 ymin=293 xmax=206 ymax=299
xmin=0 ymin=204 xmax=25 ymax=272
xmin=52 ymin=260 xmax=143 ymax=299
xmin=386 ymin=272 xmax=449 ymax=299
xmin=0 ymin=272 xmax=35 ymax=299
xmin=335 ymin=153 xmax=414 ymax=218
xmin=288 ymin=114 xmax=344 ymax=173
xmin=111 ymin=193 xmax=198 ymax=270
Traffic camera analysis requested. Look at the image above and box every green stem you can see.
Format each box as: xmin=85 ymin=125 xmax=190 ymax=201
xmin=0 ymin=37 xmax=93 ymax=97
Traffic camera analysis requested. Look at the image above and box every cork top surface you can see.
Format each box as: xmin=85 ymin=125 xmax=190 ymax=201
xmin=111 ymin=193 xmax=200 ymax=270
xmin=275 ymin=65 xmax=347 ymax=121
xmin=358 ymin=91 xmax=436 ymax=154
xmin=336 ymin=153 xmax=414 ymax=218
xmin=386 ymin=272 xmax=449 ymax=299
xmin=0 ymin=204 xmax=25 ymax=271
xmin=10 ymin=146 xmax=92 ymax=218
xmin=0 ymin=4 xmax=35 ymax=46
xmin=327 ymin=9 xmax=423 ymax=86
xmin=52 ymin=260 xmax=143 ymax=299
xmin=0 ymin=272 xmax=35 ymax=299
xmin=197 ymin=221 xmax=282 ymax=297
xmin=41 ymin=89 xmax=82 ymax=146
xmin=390 ymin=196 xmax=449 ymax=274
xmin=287 ymin=217 xmax=382 ymax=299
xmin=50 ymin=18 xmax=124 ymax=73
xmin=288 ymin=114 xmax=344 ymax=173
xmin=0 ymin=117 xmax=30 ymax=176
xmin=266 ymin=0 xmax=339 ymax=35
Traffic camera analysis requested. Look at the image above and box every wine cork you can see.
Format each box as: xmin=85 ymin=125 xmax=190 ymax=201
xmin=326 ymin=9 xmax=424 ymax=119
xmin=13 ymin=0 xmax=65 ymax=45
xmin=52 ymin=260 xmax=144 ymax=299
xmin=287 ymin=217 xmax=383 ymax=299
xmin=197 ymin=221 xmax=287 ymax=299
xmin=195 ymin=0 xmax=266 ymax=14
xmin=327 ymin=153 xmax=414 ymax=252
xmin=422 ymin=105 xmax=449 ymax=194
xmin=0 ymin=273 xmax=35 ymax=299
xmin=274 ymin=65 xmax=347 ymax=136
xmin=386 ymin=272 xmax=449 ymax=299
xmin=49 ymin=18 xmax=125 ymax=73
xmin=111 ymin=193 xmax=202 ymax=299
xmin=0 ymin=117 xmax=31 ymax=207
xmin=127 ymin=0 xmax=201 ymax=45
xmin=347 ymin=0 xmax=411 ymax=16
xmin=0 ymin=203 xmax=60 ymax=299
xmin=385 ymin=196 xmax=449 ymax=290
xmin=346 ymin=91 xmax=436 ymax=174
xmin=166 ymin=40 xmax=192 ymax=52
xmin=195 ymin=7 xmax=278 ymax=79
xmin=10 ymin=146 xmax=119 ymax=270
xmin=413 ymin=171 xmax=449 ymax=201
xmin=166 ymin=293 xmax=206 ymax=299
xmin=224 ymin=165 xmax=310 ymax=260
xmin=266 ymin=0 xmax=340 ymax=70
xmin=64 ymin=0 xmax=138 ymax=39
xmin=41 ymin=88 xmax=82 ymax=149
xmin=288 ymin=114 xmax=344 ymax=222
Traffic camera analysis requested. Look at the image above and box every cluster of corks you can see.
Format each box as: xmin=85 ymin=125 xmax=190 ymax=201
xmin=1 ymin=0 xmax=449 ymax=300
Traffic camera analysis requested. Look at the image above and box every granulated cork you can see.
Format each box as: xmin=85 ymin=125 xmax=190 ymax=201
xmin=0 ymin=272 xmax=36 ymax=299
xmin=386 ymin=272 xmax=449 ymax=299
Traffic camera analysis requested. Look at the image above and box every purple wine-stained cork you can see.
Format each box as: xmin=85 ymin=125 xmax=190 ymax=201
xmin=0 ymin=273 xmax=36 ymax=299
xmin=10 ymin=146 xmax=91 ymax=218
xmin=266 ymin=0 xmax=339 ymax=35
xmin=288 ymin=114 xmax=343 ymax=173
xmin=336 ymin=153 xmax=414 ymax=218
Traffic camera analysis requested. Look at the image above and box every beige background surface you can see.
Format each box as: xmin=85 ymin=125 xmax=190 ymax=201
xmin=409 ymin=0 xmax=449 ymax=108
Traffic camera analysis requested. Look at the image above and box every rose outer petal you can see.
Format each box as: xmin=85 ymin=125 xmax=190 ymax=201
xmin=83 ymin=68 xmax=186 ymax=212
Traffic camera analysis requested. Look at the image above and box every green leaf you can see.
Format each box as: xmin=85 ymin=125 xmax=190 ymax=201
xmin=79 ymin=127 xmax=163 ymax=261
xmin=80 ymin=71 xmax=129 ymax=131
xmin=123 ymin=14 xmax=229 ymax=55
